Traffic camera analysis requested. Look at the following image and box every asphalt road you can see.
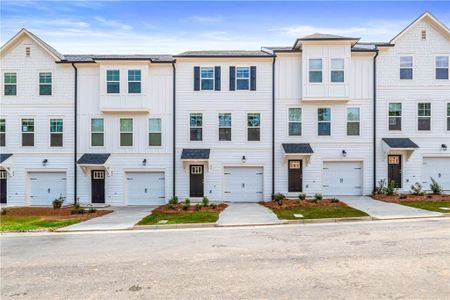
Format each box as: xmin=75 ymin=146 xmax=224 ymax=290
xmin=1 ymin=218 xmax=450 ymax=299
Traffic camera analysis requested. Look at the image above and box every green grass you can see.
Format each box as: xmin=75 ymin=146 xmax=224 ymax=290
xmin=270 ymin=206 xmax=368 ymax=220
xmin=0 ymin=216 xmax=80 ymax=231
xmin=137 ymin=211 xmax=220 ymax=225
xmin=400 ymin=201 xmax=450 ymax=213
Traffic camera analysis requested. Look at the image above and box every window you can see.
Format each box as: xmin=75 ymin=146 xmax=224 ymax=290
xmin=247 ymin=113 xmax=260 ymax=141
xmin=4 ymin=73 xmax=17 ymax=96
xmin=388 ymin=103 xmax=402 ymax=131
xmin=39 ymin=72 xmax=52 ymax=95
xmin=218 ymin=113 xmax=231 ymax=141
xmin=91 ymin=118 xmax=104 ymax=147
xmin=309 ymin=59 xmax=322 ymax=83
xmin=106 ymin=70 xmax=120 ymax=94
xmin=50 ymin=119 xmax=63 ymax=147
xmin=447 ymin=103 xmax=450 ymax=131
xmin=128 ymin=70 xmax=141 ymax=93
xmin=120 ymin=118 xmax=133 ymax=146
xmin=436 ymin=56 xmax=449 ymax=80
xmin=200 ymin=67 xmax=214 ymax=90
xmin=236 ymin=67 xmax=250 ymax=90
xmin=0 ymin=119 xmax=5 ymax=147
xmin=318 ymin=108 xmax=331 ymax=136
xmin=330 ymin=59 xmax=344 ymax=82
xmin=190 ymin=113 xmax=203 ymax=141
xmin=288 ymin=108 xmax=301 ymax=136
xmin=417 ymin=103 xmax=431 ymax=131
xmin=400 ymin=56 xmax=413 ymax=80
xmin=347 ymin=107 xmax=360 ymax=136
xmin=148 ymin=118 xmax=162 ymax=146
xmin=21 ymin=118 xmax=34 ymax=146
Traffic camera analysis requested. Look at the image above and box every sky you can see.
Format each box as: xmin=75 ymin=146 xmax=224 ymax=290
xmin=1 ymin=1 xmax=449 ymax=54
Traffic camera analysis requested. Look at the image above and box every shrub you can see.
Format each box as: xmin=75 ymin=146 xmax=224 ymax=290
xmin=375 ymin=179 xmax=387 ymax=195
xmin=410 ymin=182 xmax=424 ymax=196
xmin=168 ymin=196 xmax=179 ymax=205
xmin=314 ymin=193 xmax=323 ymax=201
xmin=184 ymin=198 xmax=190 ymax=206
xmin=71 ymin=204 xmax=85 ymax=215
xmin=195 ymin=203 xmax=202 ymax=211
xmin=52 ymin=196 xmax=64 ymax=209
xmin=298 ymin=193 xmax=306 ymax=200
xmin=430 ymin=178 xmax=443 ymax=195
xmin=182 ymin=203 xmax=189 ymax=211
xmin=331 ymin=197 xmax=340 ymax=203
xmin=210 ymin=203 xmax=217 ymax=209
xmin=202 ymin=197 xmax=209 ymax=207
xmin=1 ymin=208 xmax=7 ymax=215
xmin=385 ymin=180 xmax=397 ymax=196
xmin=273 ymin=193 xmax=286 ymax=206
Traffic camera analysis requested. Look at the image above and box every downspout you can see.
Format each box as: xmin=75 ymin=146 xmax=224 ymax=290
xmin=272 ymin=56 xmax=276 ymax=198
xmin=172 ymin=62 xmax=176 ymax=198
xmin=372 ymin=50 xmax=379 ymax=194
xmin=71 ymin=63 xmax=78 ymax=204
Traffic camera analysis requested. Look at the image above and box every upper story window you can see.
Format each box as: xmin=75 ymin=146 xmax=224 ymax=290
xmin=194 ymin=66 xmax=220 ymax=91
xmin=148 ymin=118 xmax=162 ymax=146
xmin=128 ymin=70 xmax=141 ymax=93
xmin=0 ymin=119 xmax=5 ymax=147
xmin=50 ymin=119 xmax=63 ymax=147
xmin=288 ymin=108 xmax=302 ymax=136
xmin=309 ymin=59 xmax=322 ymax=83
xmin=400 ymin=56 xmax=413 ymax=80
xmin=21 ymin=118 xmax=34 ymax=146
xmin=106 ymin=70 xmax=120 ymax=94
xmin=4 ymin=73 xmax=17 ymax=96
xmin=347 ymin=107 xmax=360 ymax=136
xmin=218 ymin=113 xmax=231 ymax=141
xmin=418 ymin=103 xmax=431 ymax=131
xmin=120 ymin=118 xmax=133 ymax=146
xmin=91 ymin=118 xmax=104 ymax=147
xmin=190 ymin=113 xmax=203 ymax=141
xmin=447 ymin=103 xmax=450 ymax=131
xmin=247 ymin=113 xmax=260 ymax=141
xmin=436 ymin=56 xmax=449 ymax=80
xmin=318 ymin=108 xmax=331 ymax=136
xmin=236 ymin=67 xmax=250 ymax=90
xmin=39 ymin=72 xmax=52 ymax=95
xmin=388 ymin=103 xmax=402 ymax=131
xmin=330 ymin=59 xmax=344 ymax=83
xmin=201 ymin=67 xmax=214 ymax=90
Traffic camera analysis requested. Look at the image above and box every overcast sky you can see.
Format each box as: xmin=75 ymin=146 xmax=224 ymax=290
xmin=1 ymin=1 xmax=449 ymax=54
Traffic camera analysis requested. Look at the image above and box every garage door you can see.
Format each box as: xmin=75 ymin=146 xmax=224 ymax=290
xmin=323 ymin=161 xmax=363 ymax=195
xmin=422 ymin=157 xmax=450 ymax=191
xmin=126 ymin=172 xmax=165 ymax=205
xmin=223 ymin=167 xmax=263 ymax=202
xmin=29 ymin=172 xmax=67 ymax=205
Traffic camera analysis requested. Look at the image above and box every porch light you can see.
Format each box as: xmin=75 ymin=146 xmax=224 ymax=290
xmin=342 ymin=150 xmax=347 ymax=157
xmin=42 ymin=159 xmax=48 ymax=166
xmin=242 ymin=156 xmax=246 ymax=163
xmin=142 ymin=159 xmax=147 ymax=166
xmin=442 ymin=144 xmax=448 ymax=151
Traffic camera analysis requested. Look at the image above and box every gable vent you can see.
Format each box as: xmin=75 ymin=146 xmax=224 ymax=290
xmin=421 ymin=30 xmax=426 ymax=40
xmin=25 ymin=46 xmax=31 ymax=56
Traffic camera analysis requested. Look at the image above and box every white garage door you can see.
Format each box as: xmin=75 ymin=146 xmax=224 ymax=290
xmin=223 ymin=167 xmax=263 ymax=202
xmin=29 ymin=172 xmax=67 ymax=205
xmin=126 ymin=172 xmax=165 ymax=205
xmin=422 ymin=157 xmax=450 ymax=191
xmin=323 ymin=161 xmax=363 ymax=196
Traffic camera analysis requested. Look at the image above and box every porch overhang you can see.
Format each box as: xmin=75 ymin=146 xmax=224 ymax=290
xmin=77 ymin=153 xmax=112 ymax=175
xmin=0 ymin=153 xmax=14 ymax=175
xmin=382 ymin=138 xmax=419 ymax=161
xmin=282 ymin=143 xmax=313 ymax=165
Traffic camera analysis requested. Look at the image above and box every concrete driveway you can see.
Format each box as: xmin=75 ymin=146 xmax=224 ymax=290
xmin=216 ymin=203 xmax=284 ymax=226
xmin=339 ymin=196 xmax=443 ymax=219
xmin=60 ymin=206 xmax=154 ymax=231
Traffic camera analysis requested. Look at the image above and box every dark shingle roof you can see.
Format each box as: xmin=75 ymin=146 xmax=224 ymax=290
xmin=181 ymin=149 xmax=210 ymax=160
xmin=299 ymin=33 xmax=359 ymax=41
xmin=77 ymin=153 xmax=111 ymax=165
xmin=61 ymin=54 xmax=174 ymax=63
xmin=175 ymin=50 xmax=274 ymax=57
xmin=282 ymin=143 xmax=314 ymax=154
xmin=0 ymin=153 xmax=13 ymax=163
xmin=382 ymin=138 xmax=419 ymax=149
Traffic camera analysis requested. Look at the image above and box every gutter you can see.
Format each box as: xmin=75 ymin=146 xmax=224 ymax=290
xmin=172 ymin=62 xmax=176 ymax=197
xmin=71 ymin=63 xmax=78 ymax=204
xmin=373 ymin=50 xmax=379 ymax=193
xmin=272 ymin=56 xmax=276 ymax=198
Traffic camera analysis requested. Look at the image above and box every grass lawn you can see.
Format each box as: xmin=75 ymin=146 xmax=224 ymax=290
xmin=137 ymin=211 xmax=220 ymax=225
xmin=400 ymin=201 xmax=450 ymax=213
xmin=0 ymin=216 xmax=80 ymax=231
xmin=271 ymin=206 xmax=369 ymax=220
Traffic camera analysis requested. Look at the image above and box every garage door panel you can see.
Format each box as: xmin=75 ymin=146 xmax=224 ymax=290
xmin=29 ymin=172 xmax=67 ymax=205
xmin=224 ymin=167 xmax=263 ymax=202
xmin=323 ymin=162 xmax=362 ymax=196
xmin=127 ymin=172 xmax=165 ymax=205
xmin=422 ymin=158 xmax=450 ymax=191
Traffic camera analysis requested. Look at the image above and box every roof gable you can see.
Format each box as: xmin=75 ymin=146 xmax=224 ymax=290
xmin=390 ymin=12 xmax=450 ymax=43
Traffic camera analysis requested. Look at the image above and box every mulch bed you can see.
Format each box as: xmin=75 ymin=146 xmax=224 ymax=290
xmin=1 ymin=207 xmax=112 ymax=221
xmin=152 ymin=203 xmax=228 ymax=214
xmin=372 ymin=194 xmax=450 ymax=203
xmin=260 ymin=199 xmax=347 ymax=209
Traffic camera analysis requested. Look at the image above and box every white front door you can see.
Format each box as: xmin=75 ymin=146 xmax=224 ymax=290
xmin=422 ymin=157 xmax=450 ymax=191
xmin=29 ymin=172 xmax=67 ymax=205
xmin=323 ymin=162 xmax=363 ymax=195
xmin=223 ymin=167 xmax=264 ymax=202
xmin=126 ymin=172 xmax=165 ymax=205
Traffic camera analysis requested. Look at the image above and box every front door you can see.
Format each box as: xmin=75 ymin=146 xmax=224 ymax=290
xmin=288 ymin=160 xmax=302 ymax=192
xmin=189 ymin=165 xmax=204 ymax=198
xmin=91 ymin=170 xmax=105 ymax=203
xmin=0 ymin=170 xmax=7 ymax=204
xmin=388 ymin=155 xmax=402 ymax=188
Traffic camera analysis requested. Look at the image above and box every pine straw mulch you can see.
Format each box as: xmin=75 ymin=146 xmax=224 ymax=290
xmin=1 ymin=206 xmax=112 ymax=221
xmin=260 ymin=198 xmax=348 ymax=209
xmin=372 ymin=194 xmax=450 ymax=203
xmin=152 ymin=203 xmax=228 ymax=214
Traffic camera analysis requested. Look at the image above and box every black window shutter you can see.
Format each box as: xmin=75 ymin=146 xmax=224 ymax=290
xmin=214 ymin=66 xmax=221 ymax=91
xmin=194 ymin=66 xmax=200 ymax=91
xmin=250 ymin=66 xmax=257 ymax=90
xmin=229 ymin=66 xmax=236 ymax=91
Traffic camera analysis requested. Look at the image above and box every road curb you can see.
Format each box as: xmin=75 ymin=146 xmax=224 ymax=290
xmin=133 ymin=223 xmax=217 ymax=230
xmin=285 ymin=216 xmax=373 ymax=224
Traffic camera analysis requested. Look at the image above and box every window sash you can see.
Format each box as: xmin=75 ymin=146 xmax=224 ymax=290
xmin=91 ymin=118 xmax=104 ymax=133
xmin=128 ymin=70 xmax=141 ymax=93
xmin=309 ymin=59 xmax=322 ymax=83
xmin=247 ymin=113 xmax=260 ymax=141
xmin=190 ymin=113 xmax=202 ymax=127
xmin=107 ymin=70 xmax=120 ymax=93
xmin=436 ymin=56 xmax=449 ymax=79
xmin=318 ymin=108 xmax=331 ymax=136
xmin=120 ymin=119 xmax=133 ymax=146
xmin=149 ymin=118 xmax=161 ymax=146
xmin=236 ymin=67 xmax=250 ymax=90
xmin=219 ymin=113 xmax=231 ymax=141
xmin=400 ymin=57 xmax=413 ymax=79
xmin=447 ymin=103 xmax=450 ymax=131
xmin=21 ymin=119 xmax=34 ymax=133
xmin=346 ymin=108 xmax=360 ymax=136
xmin=331 ymin=59 xmax=344 ymax=83
xmin=4 ymin=73 xmax=17 ymax=96
xmin=50 ymin=119 xmax=63 ymax=132
xmin=39 ymin=72 xmax=52 ymax=95
xmin=190 ymin=113 xmax=203 ymax=141
xmin=0 ymin=119 xmax=5 ymax=147
xmin=288 ymin=108 xmax=301 ymax=136
xmin=200 ymin=67 xmax=214 ymax=90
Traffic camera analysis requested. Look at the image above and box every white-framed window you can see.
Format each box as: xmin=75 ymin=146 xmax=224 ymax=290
xmin=288 ymin=108 xmax=301 ymax=136
xmin=148 ymin=118 xmax=162 ymax=146
xmin=21 ymin=118 xmax=34 ymax=146
xmin=91 ymin=118 xmax=104 ymax=147
xmin=128 ymin=70 xmax=141 ymax=93
xmin=309 ymin=59 xmax=322 ymax=83
xmin=4 ymin=72 xmax=17 ymax=96
xmin=346 ymin=107 xmax=360 ymax=136
xmin=417 ymin=103 xmax=431 ymax=131
xmin=92 ymin=171 xmax=105 ymax=180
xmin=400 ymin=56 xmax=413 ymax=80
xmin=447 ymin=103 xmax=450 ymax=131
xmin=247 ymin=113 xmax=260 ymax=141
xmin=330 ymin=59 xmax=344 ymax=83
xmin=389 ymin=103 xmax=402 ymax=131
xmin=318 ymin=108 xmax=331 ymax=136
xmin=50 ymin=118 xmax=63 ymax=147
xmin=190 ymin=113 xmax=203 ymax=141
xmin=218 ymin=113 xmax=231 ymax=141
xmin=236 ymin=67 xmax=250 ymax=90
xmin=39 ymin=72 xmax=52 ymax=95
xmin=120 ymin=118 xmax=133 ymax=146
xmin=106 ymin=70 xmax=120 ymax=94
xmin=200 ymin=67 xmax=214 ymax=90
xmin=0 ymin=119 xmax=5 ymax=147
xmin=436 ymin=56 xmax=449 ymax=80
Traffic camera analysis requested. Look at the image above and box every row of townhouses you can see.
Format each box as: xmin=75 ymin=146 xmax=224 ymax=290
xmin=0 ymin=12 xmax=449 ymax=206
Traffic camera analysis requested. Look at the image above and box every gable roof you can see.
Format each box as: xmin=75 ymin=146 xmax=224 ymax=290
xmin=60 ymin=54 xmax=174 ymax=63
xmin=175 ymin=50 xmax=274 ymax=58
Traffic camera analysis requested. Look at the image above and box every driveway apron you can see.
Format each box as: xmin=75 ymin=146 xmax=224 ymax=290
xmin=216 ymin=203 xmax=283 ymax=226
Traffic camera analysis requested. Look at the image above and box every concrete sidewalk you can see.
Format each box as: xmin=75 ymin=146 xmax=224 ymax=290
xmin=216 ymin=203 xmax=284 ymax=226
xmin=60 ymin=206 xmax=154 ymax=231
xmin=339 ymin=196 xmax=443 ymax=220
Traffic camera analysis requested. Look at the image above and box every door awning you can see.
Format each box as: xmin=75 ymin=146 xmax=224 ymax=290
xmin=77 ymin=153 xmax=112 ymax=175
xmin=382 ymin=138 xmax=418 ymax=160
xmin=282 ymin=143 xmax=313 ymax=164
xmin=0 ymin=153 xmax=13 ymax=164
xmin=181 ymin=149 xmax=210 ymax=161
xmin=0 ymin=153 xmax=14 ymax=175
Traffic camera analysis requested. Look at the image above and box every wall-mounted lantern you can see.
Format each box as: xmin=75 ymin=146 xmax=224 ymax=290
xmin=342 ymin=150 xmax=347 ymax=157
xmin=142 ymin=159 xmax=147 ymax=166
xmin=242 ymin=156 xmax=246 ymax=163
xmin=42 ymin=159 xmax=48 ymax=166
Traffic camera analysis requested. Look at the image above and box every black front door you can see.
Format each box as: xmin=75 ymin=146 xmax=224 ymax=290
xmin=190 ymin=165 xmax=204 ymax=197
xmin=388 ymin=155 xmax=402 ymax=188
xmin=91 ymin=170 xmax=105 ymax=203
xmin=288 ymin=160 xmax=302 ymax=192
xmin=0 ymin=171 xmax=7 ymax=204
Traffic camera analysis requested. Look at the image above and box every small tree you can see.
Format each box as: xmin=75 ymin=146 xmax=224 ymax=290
xmin=430 ymin=178 xmax=443 ymax=195
xmin=202 ymin=197 xmax=209 ymax=207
